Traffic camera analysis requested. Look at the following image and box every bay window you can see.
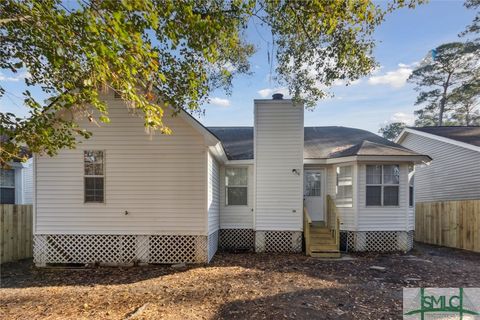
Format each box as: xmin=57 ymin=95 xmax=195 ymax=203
xmin=366 ymin=164 xmax=399 ymax=206
xmin=336 ymin=166 xmax=353 ymax=207
xmin=225 ymin=167 xmax=247 ymax=206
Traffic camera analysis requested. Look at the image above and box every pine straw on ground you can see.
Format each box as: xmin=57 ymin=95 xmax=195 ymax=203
xmin=1 ymin=243 xmax=479 ymax=320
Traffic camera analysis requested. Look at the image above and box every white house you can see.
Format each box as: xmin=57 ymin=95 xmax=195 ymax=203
xmin=1 ymin=158 xmax=33 ymax=205
xmin=396 ymin=126 xmax=480 ymax=203
xmin=33 ymin=92 xmax=430 ymax=266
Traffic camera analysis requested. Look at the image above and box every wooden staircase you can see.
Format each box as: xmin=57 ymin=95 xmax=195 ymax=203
xmin=304 ymin=195 xmax=341 ymax=258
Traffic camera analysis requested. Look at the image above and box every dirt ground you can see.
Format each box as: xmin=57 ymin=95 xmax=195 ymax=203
xmin=1 ymin=243 xmax=479 ymax=320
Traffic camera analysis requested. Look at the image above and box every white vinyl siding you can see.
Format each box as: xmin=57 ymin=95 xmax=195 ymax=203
xmin=357 ymin=163 xmax=411 ymax=231
xmin=22 ymin=158 xmax=33 ymax=204
xmin=400 ymin=133 xmax=480 ymax=202
xmin=207 ymin=152 xmax=220 ymax=235
xmin=35 ymin=95 xmax=209 ymax=235
xmin=219 ymin=165 xmax=254 ymax=229
xmin=254 ymin=100 xmax=304 ymax=231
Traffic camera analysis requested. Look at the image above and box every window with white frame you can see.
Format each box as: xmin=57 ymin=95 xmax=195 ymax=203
xmin=225 ymin=167 xmax=247 ymax=206
xmin=84 ymin=150 xmax=105 ymax=203
xmin=409 ymin=165 xmax=414 ymax=207
xmin=0 ymin=168 xmax=15 ymax=204
xmin=336 ymin=165 xmax=353 ymax=207
xmin=366 ymin=164 xmax=399 ymax=206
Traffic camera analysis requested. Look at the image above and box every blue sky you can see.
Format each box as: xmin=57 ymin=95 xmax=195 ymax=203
xmin=0 ymin=0 xmax=475 ymax=134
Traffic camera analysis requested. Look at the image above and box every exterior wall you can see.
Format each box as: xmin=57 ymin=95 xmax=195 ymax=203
xmin=22 ymin=158 xmax=33 ymax=204
xmin=400 ymin=133 xmax=480 ymax=202
xmin=35 ymin=93 xmax=209 ymax=236
xmin=207 ymin=152 xmax=220 ymax=235
xmin=254 ymin=100 xmax=304 ymax=231
xmin=357 ymin=163 xmax=411 ymax=232
xmin=219 ymin=164 xmax=254 ymax=229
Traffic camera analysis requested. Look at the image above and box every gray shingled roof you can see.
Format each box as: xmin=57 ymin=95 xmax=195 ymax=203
xmin=208 ymin=126 xmax=422 ymax=160
xmin=409 ymin=126 xmax=480 ymax=147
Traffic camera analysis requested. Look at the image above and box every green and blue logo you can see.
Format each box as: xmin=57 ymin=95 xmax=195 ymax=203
xmin=404 ymin=288 xmax=480 ymax=319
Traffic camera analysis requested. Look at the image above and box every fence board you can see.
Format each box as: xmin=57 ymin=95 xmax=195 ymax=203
xmin=0 ymin=205 xmax=33 ymax=264
xmin=415 ymin=200 xmax=480 ymax=253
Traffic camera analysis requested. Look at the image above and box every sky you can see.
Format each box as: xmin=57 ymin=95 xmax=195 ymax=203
xmin=0 ymin=0 xmax=476 ymax=135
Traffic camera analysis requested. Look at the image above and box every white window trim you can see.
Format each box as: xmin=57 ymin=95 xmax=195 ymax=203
xmin=83 ymin=150 xmax=106 ymax=204
xmin=0 ymin=168 xmax=16 ymax=204
xmin=225 ymin=167 xmax=248 ymax=206
xmin=408 ymin=169 xmax=415 ymax=208
xmin=366 ymin=164 xmax=400 ymax=207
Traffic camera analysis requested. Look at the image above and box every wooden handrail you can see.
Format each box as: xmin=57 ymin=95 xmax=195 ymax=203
xmin=327 ymin=195 xmax=341 ymax=246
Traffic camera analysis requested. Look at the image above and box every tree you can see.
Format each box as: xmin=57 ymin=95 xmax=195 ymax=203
xmin=461 ymin=0 xmax=479 ymax=41
xmin=0 ymin=0 xmax=423 ymax=165
xmin=408 ymin=42 xmax=480 ymax=126
xmin=449 ymin=81 xmax=480 ymax=125
xmin=378 ymin=122 xmax=406 ymax=140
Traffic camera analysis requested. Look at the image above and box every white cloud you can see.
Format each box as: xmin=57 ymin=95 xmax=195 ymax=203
xmin=209 ymin=97 xmax=231 ymax=107
xmin=390 ymin=112 xmax=415 ymax=125
xmin=367 ymin=64 xmax=413 ymax=88
xmin=0 ymin=71 xmax=31 ymax=82
xmin=257 ymin=87 xmax=289 ymax=98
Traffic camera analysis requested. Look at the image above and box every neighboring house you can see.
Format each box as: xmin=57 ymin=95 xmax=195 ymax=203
xmin=0 ymin=158 xmax=33 ymax=205
xmin=33 ymin=92 xmax=430 ymax=266
xmin=396 ymin=126 xmax=480 ymax=203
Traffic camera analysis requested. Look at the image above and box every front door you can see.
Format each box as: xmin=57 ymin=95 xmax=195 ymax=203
xmin=304 ymin=170 xmax=325 ymax=221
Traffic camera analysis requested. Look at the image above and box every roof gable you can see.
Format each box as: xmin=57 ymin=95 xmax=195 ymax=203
xmin=397 ymin=127 xmax=480 ymax=153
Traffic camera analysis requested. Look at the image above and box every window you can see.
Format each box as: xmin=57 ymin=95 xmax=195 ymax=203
xmin=84 ymin=151 xmax=104 ymax=203
xmin=409 ymin=166 xmax=414 ymax=207
xmin=0 ymin=169 xmax=15 ymax=204
xmin=305 ymin=172 xmax=321 ymax=196
xmin=336 ymin=166 xmax=353 ymax=207
xmin=225 ymin=167 xmax=247 ymax=205
xmin=366 ymin=164 xmax=399 ymax=206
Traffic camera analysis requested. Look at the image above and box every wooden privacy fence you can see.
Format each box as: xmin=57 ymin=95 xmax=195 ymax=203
xmin=1 ymin=204 xmax=33 ymax=264
xmin=415 ymin=200 xmax=480 ymax=253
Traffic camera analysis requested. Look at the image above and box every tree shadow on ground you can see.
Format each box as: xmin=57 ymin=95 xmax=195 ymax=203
xmin=1 ymin=243 xmax=478 ymax=290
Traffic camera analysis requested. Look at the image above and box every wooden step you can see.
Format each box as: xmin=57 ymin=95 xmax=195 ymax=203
xmin=310 ymin=244 xmax=339 ymax=251
xmin=309 ymin=228 xmax=332 ymax=235
xmin=310 ymin=251 xmax=341 ymax=258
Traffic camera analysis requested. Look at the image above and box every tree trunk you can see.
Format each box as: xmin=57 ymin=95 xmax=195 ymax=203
xmin=438 ymin=72 xmax=453 ymax=126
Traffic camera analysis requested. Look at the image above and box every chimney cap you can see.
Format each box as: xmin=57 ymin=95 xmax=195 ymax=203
xmin=272 ymin=93 xmax=284 ymax=100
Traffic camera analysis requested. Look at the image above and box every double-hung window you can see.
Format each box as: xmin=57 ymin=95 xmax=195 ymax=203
xmin=0 ymin=168 xmax=15 ymax=204
xmin=84 ymin=150 xmax=105 ymax=203
xmin=336 ymin=166 xmax=353 ymax=207
xmin=225 ymin=167 xmax=247 ymax=206
xmin=366 ymin=164 xmax=399 ymax=206
xmin=409 ymin=166 xmax=414 ymax=207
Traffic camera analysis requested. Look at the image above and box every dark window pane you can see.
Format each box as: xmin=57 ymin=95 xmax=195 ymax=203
xmin=227 ymin=187 xmax=247 ymax=205
xmin=383 ymin=165 xmax=400 ymax=184
xmin=366 ymin=186 xmax=381 ymax=206
xmin=409 ymin=186 xmax=414 ymax=207
xmin=84 ymin=151 xmax=104 ymax=175
xmin=366 ymin=165 xmax=382 ymax=184
xmin=0 ymin=169 xmax=15 ymax=187
xmin=0 ymin=188 xmax=15 ymax=204
xmin=85 ymin=177 xmax=104 ymax=202
xmin=384 ymin=186 xmax=399 ymax=206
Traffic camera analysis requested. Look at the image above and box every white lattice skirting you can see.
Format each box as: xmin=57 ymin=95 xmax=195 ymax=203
xmin=219 ymin=229 xmax=255 ymax=251
xmin=255 ymin=231 xmax=302 ymax=253
xmin=340 ymin=231 xmax=414 ymax=252
xmin=33 ymin=234 xmax=216 ymax=266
